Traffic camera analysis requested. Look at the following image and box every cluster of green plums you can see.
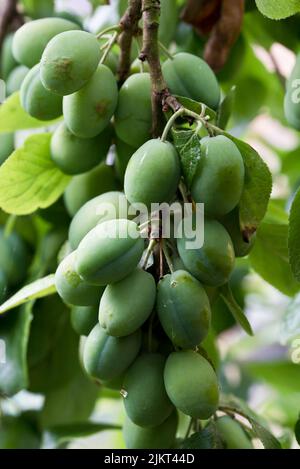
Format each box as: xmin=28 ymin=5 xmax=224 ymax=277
xmin=0 ymin=16 xmax=255 ymax=449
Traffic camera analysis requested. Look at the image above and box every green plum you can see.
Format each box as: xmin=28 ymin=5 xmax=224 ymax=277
xmin=122 ymin=353 xmax=173 ymax=427
xmin=0 ymin=228 xmax=29 ymax=286
xmin=64 ymin=163 xmax=119 ymax=217
xmin=99 ymin=268 xmax=156 ymax=337
xmin=6 ymin=65 xmax=29 ymax=95
xmin=75 ymin=219 xmax=144 ymax=285
xmin=83 ymin=324 xmax=141 ymax=381
xmin=162 ymin=52 xmax=220 ymax=110
xmin=41 ymin=30 xmax=101 ymax=96
xmin=20 ymin=64 xmax=62 ymax=120
xmin=55 ymin=251 xmax=104 ymax=306
xmin=164 ymin=351 xmax=219 ymax=419
xmin=177 ymin=218 xmax=235 ymax=287
xmin=115 ymin=73 xmax=152 ymax=148
xmin=0 ymin=34 xmax=18 ymax=80
xmin=216 ymin=416 xmax=253 ymax=449
xmin=50 ymin=122 xmax=112 ymax=175
xmin=12 ymin=18 xmax=80 ymax=68
xmin=63 ymin=64 xmax=118 ymax=138
xmin=69 ymin=191 xmax=129 ymax=250
xmin=123 ymin=410 xmax=178 ymax=449
xmin=71 ymin=305 xmax=99 ymax=336
xmin=157 ymin=270 xmax=211 ymax=348
xmin=124 ymin=139 xmax=181 ymax=209
xmin=191 ymin=136 xmax=244 ymax=217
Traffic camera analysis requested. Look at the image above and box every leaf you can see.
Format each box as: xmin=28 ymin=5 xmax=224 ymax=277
xmin=0 ymin=133 xmax=70 ymax=215
xmin=295 ymin=416 xmax=300 ymax=445
xmin=0 ymin=275 xmax=56 ymax=314
xmin=27 ymin=296 xmax=79 ymax=394
xmin=244 ymin=361 xmax=300 ymax=394
xmin=255 ymin=0 xmax=300 ymax=20
xmin=219 ymin=283 xmax=254 ymax=336
xmin=41 ymin=367 xmax=99 ymax=428
xmin=216 ymin=86 xmax=236 ymax=130
xmin=0 ymin=303 xmax=33 ymax=395
xmin=172 ymin=129 xmax=201 ymax=188
xmin=174 ymin=95 xmax=216 ymax=122
xmin=250 ymin=223 xmax=300 ymax=296
xmin=219 ymin=395 xmax=282 ymax=449
xmin=181 ymin=422 xmax=222 ymax=449
xmin=0 ymin=93 xmax=60 ymax=133
xmin=42 ymin=422 xmax=121 ymax=449
xmin=280 ymin=293 xmax=300 ymax=345
xmin=288 ymin=187 xmax=300 ymax=282
xmin=232 ymin=138 xmax=272 ymax=237
xmin=0 ymin=414 xmax=40 ymax=449
xmin=248 ymin=417 xmax=281 ymax=449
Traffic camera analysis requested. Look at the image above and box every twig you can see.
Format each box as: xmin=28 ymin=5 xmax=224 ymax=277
xmin=100 ymin=31 xmax=118 ymax=65
xmin=117 ymin=0 xmax=142 ymax=84
xmin=139 ymin=0 xmax=181 ymax=137
xmin=0 ymin=0 xmax=23 ymax=50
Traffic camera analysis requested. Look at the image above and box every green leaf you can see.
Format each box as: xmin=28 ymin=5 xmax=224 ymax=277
xmin=232 ymin=138 xmax=272 ymax=237
xmin=0 ymin=93 xmax=60 ymax=133
xmin=41 ymin=367 xmax=99 ymax=428
xmin=0 ymin=303 xmax=33 ymax=395
xmin=42 ymin=422 xmax=121 ymax=449
xmin=264 ymin=199 xmax=289 ymax=224
xmin=181 ymin=422 xmax=222 ymax=449
xmin=174 ymin=95 xmax=216 ymax=122
xmin=248 ymin=417 xmax=281 ymax=449
xmin=172 ymin=129 xmax=201 ymax=188
xmin=250 ymin=223 xmax=300 ymax=296
xmin=219 ymin=396 xmax=281 ymax=449
xmin=280 ymin=293 xmax=300 ymax=345
xmin=0 ymin=133 xmax=70 ymax=215
xmin=27 ymin=296 xmax=79 ymax=394
xmin=0 ymin=414 xmax=40 ymax=449
xmin=217 ymin=86 xmax=236 ymax=130
xmin=255 ymin=0 xmax=300 ymax=19
xmin=0 ymin=274 xmax=56 ymax=314
xmin=295 ymin=416 xmax=300 ymax=445
xmin=219 ymin=284 xmax=254 ymax=336
xmin=244 ymin=361 xmax=300 ymax=394
xmin=288 ymin=187 xmax=300 ymax=282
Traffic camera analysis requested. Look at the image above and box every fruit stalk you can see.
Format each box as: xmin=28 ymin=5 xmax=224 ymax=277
xmin=139 ymin=0 xmax=181 ymax=137
xmin=117 ymin=0 xmax=143 ymax=84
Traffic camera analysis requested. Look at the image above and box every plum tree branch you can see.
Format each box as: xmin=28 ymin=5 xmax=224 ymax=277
xmin=139 ymin=0 xmax=181 ymax=138
xmin=0 ymin=0 xmax=23 ymax=50
xmin=117 ymin=0 xmax=142 ymax=84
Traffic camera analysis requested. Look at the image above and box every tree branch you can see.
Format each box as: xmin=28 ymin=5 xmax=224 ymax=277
xmin=139 ymin=0 xmax=181 ymax=138
xmin=0 ymin=0 xmax=23 ymax=50
xmin=117 ymin=0 xmax=142 ymax=84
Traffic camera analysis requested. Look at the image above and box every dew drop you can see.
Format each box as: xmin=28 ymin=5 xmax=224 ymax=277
xmin=120 ymin=389 xmax=128 ymax=399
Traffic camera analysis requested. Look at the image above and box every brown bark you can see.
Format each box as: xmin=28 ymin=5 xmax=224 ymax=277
xmin=117 ymin=0 xmax=142 ymax=84
xmin=140 ymin=0 xmax=181 ymax=137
